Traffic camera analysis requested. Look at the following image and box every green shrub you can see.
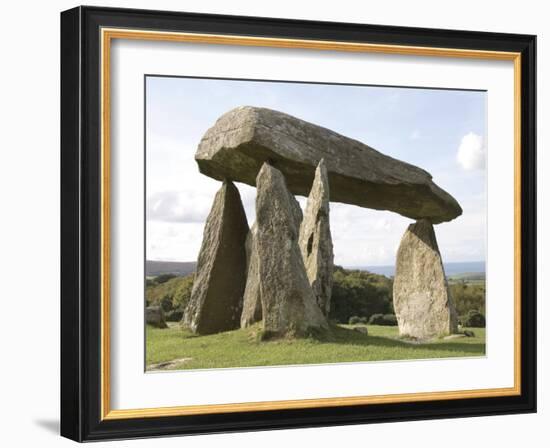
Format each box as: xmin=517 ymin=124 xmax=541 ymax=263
xmin=449 ymin=282 xmax=485 ymax=315
xmin=368 ymin=313 xmax=397 ymax=326
xmin=160 ymin=296 xmax=173 ymax=312
xmin=460 ymin=310 xmax=486 ymax=328
xmin=165 ymin=310 xmax=184 ymax=322
xmin=330 ymin=267 xmax=393 ymax=324
xmin=348 ymin=316 xmax=367 ymax=325
xmin=368 ymin=314 xmax=384 ymax=325
xmin=154 ymin=273 xmax=178 ymax=284
xmin=146 ymin=274 xmax=194 ymax=312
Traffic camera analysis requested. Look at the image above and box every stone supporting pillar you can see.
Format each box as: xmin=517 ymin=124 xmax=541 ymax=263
xmin=255 ymin=163 xmax=328 ymax=338
xmin=393 ymin=219 xmax=458 ymax=339
xmin=299 ymin=159 xmax=334 ymax=316
xmin=240 ymin=223 xmax=262 ymax=327
xmin=183 ymin=181 xmax=249 ymax=335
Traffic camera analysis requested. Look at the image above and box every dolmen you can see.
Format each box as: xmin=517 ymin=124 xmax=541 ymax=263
xmin=183 ymin=106 xmax=461 ymax=339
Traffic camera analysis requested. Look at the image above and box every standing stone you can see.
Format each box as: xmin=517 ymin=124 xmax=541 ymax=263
xmin=393 ymin=219 xmax=458 ymax=339
xmin=240 ymin=223 xmax=262 ymax=327
xmin=183 ymin=181 xmax=249 ymax=334
xmin=255 ymin=163 xmax=328 ymax=338
xmin=299 ymin=159 xmax=334 ymax=316
xmin=241 ymin=181 xmax=303 ymax=330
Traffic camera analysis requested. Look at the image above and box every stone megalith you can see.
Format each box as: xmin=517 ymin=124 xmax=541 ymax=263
xmin=183 ymin=181 xmax=249 ymax=334
xmin=393 ymin=219 xmax=458 ymax=339
xmin=240 ymin=223 xmax=262 ymax=327
xmin=195 ymin=106 xmax=462 ymax=224
xmin=255 ymin=163 xmax=328 ymax=337
xmin=299 ymin=159 xmax=334 ymax=316
xmin=241 ymin=189 xmax=303 ymax=329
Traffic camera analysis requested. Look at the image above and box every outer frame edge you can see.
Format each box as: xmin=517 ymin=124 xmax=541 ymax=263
xmin=519 ymin=35 xmax=537 ymax=414
xmin=60 ymin=5 xmax=84 ymax=443
xmin=64 ymin=5 xmax=537 ymax=442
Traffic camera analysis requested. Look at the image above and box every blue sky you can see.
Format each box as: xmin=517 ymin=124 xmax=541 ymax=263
xmin=146 ymin=76 xmax=487 ymax=267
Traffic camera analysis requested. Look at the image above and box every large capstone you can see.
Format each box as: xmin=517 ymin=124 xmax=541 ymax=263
xmin=240 ymin=223 xmax=262 ymax=328
xmin=393 ymin=219 xmax=458 ymax=339
xmin=299 ymin=159 xmax=334 ymax=315
xmin=255 ymin=163 xmax=328 ymax=337
xmin=183 ymin=181 xmax=249 ymax=334
xmin=195 ymin=106 xmax=462 ymax=224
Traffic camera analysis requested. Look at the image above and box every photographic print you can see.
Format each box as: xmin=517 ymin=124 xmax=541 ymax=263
xmin=144 ymin=76 xmax=487 ymax=371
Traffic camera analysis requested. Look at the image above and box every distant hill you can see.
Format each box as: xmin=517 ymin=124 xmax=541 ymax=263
xmin=448 ymin=272 xmax=486 ymax=282
xmin=146 ymin=260 xmax=485 ymax=281
xmin=346 ymin=261 xmax=485 ymax=279
xmin=146 ymin=260 xmax=196 ymax=277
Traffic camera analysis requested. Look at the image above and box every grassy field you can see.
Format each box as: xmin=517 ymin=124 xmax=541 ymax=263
xmin=146 ymin=323 xmax=485 ymax=371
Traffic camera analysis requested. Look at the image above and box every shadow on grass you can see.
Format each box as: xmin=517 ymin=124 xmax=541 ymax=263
xmin=325 ymin=325 xmax=485 ymax=355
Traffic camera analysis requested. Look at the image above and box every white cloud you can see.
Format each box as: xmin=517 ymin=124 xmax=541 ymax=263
xmin=410 ymin=129 xmax=421 ymax=140
xmin=237 ymin=183 xmax=257 ymax=223
xmin=147 ymin=183 xmax=257 ymax=225
xmin=329 ymin=204 xmax=410 ymax=267
xmin=147 ymin=190 xmax=214 ymax=223
xmin=457 ymin=132 xmax=485 ymax=170
xmin=147 ymin=222 xmax=204 ymax=261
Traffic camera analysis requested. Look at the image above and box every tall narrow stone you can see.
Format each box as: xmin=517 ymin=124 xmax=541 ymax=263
xmin=393 ymin=219 xmax=458 ymax=339
xmin=240 ymin=223 xmax=262 ymax=327
xmin=299 ymin=159 xmax=334 ymax=316
xmin=183 ymin=181 xmax=249 ymax=334
xmin=255 ymin=163 xmax=328 ymax=337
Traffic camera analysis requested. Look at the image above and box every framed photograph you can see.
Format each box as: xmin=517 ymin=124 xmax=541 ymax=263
xmin=60 ymin=6 xmax=536 ymax=442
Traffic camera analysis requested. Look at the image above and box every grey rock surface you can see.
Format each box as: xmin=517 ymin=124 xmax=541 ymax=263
xmin=195 ymin=106 xmax=462 ymax=223
xmin=299 ymin=159 xmax=334 ymax=315
xmin=240 ymin=223 xmax=262 ymax=327
xmin=145 ymin=306 xmax=167 ymax=329
xmin=255 ymin=163 xmax=328 ymax=337
xmin=354 ymin=326 xmax=369 ymax=335
xmin=393 ymin=219 xmax=458 ymax=339
xmin=241 ymin=187 xmax=302 ymax=329
xmin=183 ymin=181 xmax=249 ymax=334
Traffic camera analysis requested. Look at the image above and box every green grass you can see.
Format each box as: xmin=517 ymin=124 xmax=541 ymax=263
xmin=146 ymin=323 xmax=485 ymax=371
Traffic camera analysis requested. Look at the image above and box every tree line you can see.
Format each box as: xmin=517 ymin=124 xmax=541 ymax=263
xmin=145 ymin=267 xmax=486 ymax=327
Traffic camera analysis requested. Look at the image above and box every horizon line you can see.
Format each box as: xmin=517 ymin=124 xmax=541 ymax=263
xmin=146 ymin=259 xmax=486 ymax=267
